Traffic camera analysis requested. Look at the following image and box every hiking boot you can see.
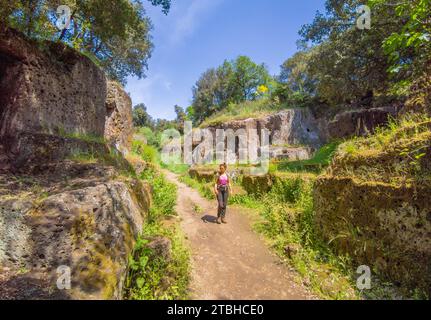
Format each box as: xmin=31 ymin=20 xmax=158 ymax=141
xmin=221 ymin=218 xmax=227 ymax=224
xmin=216 ymin=217 xmax=221 ymax=224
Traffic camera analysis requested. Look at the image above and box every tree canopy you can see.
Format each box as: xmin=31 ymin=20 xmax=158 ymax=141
xmin=132 ymin=103 xmax=154 ymax=128
xmin=190 ymin=55 xmax=272 ymax=124
xmin=0 ymin=0 xmax=171 ymax=84
xmin=293 ymin=0 xmax=431 ymax=105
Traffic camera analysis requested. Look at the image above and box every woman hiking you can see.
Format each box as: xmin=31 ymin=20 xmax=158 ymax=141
xmin=214 ymin=163 xmax=233 ymax=224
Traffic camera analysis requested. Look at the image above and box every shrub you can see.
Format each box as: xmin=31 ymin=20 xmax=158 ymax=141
xmin=132 ymin=140 xmax=158 ymax=163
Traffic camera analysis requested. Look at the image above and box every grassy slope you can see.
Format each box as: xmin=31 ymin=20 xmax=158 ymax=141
xmin=272 ymin=141 xmax=340 ymax=174
xmin=334 ymin=113 xmax=431 ymax=186
xmin=199 ymin=98 xmax=287 ymax=127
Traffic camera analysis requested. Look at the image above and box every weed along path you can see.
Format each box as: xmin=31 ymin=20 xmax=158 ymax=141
xmin=163 ymin=170 xmax=314 ymax=300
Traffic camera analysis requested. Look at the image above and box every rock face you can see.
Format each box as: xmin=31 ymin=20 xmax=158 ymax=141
xmin=0 ymin=28 xmax=134 ymax=167
xmin=206 ymin=108 xmax=325 ymax=150
xmin=0 ymin=28 xmax=146 ymax=300
xmin=0 ymin=162 xmax=151 ymax=300
xmin=105 ymin=81 xmax=134 ymax=153
xmin=0 ymin=28 xmax=107 ymax=140
xmin=269 ymin=146 xmax=313 ymax=161
xmin=314 ymin=121 xmax=431 ymax=294
xmin=199 ymin=105 xmax=401 ymax=163
xmin=327 ymin=105 xmax=402 ymax=139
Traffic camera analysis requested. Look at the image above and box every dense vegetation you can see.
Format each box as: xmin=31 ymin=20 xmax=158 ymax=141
xmin=124 ymin=140 xmax=190 ymax=300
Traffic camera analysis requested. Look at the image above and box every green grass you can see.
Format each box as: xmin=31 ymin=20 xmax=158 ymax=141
xmin=58 ymin=128 xmax=106 ymax=144
xmin=183 ymin=170 xmax=358 ymax=299
xmin=179 ymin=174 xmax=215 ymax=200
xmin=275 ymin=141 xmax=340 ymax=173
xmin=334 ymin=112 xmax=431 ymax=185
xmin=159 ymin=154 xmax=190 ymax=175
xmin=132 ymin=140 xmax=159 ymax=163
xmin=125 ymin=222 xmax=190 ymax=300
xmin=339 ymin=113 xmax=431 ymax=157
xmin=124 ymin=146 xmax=190 ymax=300
xmin=232 ymin=175 xmax=358 ymax=299
xmin=160 ymin=162 xmax=190 ymax=174
xmin=199 ymin=98 xmax=285 ymax=127
xmin=67 ymin=147 xmax=137 ymax=178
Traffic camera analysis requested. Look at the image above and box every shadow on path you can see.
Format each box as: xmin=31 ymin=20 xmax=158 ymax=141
xmin=201 ymin=214 xmax=218 ymax=224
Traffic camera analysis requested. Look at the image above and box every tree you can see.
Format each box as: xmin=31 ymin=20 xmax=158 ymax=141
xmin=185 ymin=106 xmax=195 ymax=124
xmin=229 ymin=56 xmax=271 ymax=102
xmin=279 ymin=50 xmax=317 ymax=96
xmin=191 ymin=68 xmax=221 ymax=124
xmin=154 ymin=118 xmax=176 ymax=132
xmin=132 ymin=103 xmax=154 ymax=128
xmin=174 ymin=105 xmax=187 ymax=133
xmin=369 ymin=0 xmax=431 ymax=79
xmin=298 ymin=0 xmax=403 ymax=104
xmin=190 ymin=56 xmax=272 ymax=124
xmin=1 ymin=0 xmax=171 ymax=84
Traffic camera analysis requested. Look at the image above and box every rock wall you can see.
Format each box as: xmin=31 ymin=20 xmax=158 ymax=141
xmin=0 ymin=28 xmax=107 ymax=140
xmin=314 ymin=122 xmax=431 ymax=294
xmin=0 ymin=162 xmax=152 ymax=300
xmin=327 ymin=105 xmax=402 ymax=139
xmin=0 ymin=28 xmax=134 ymax=165
xmin=199 ymin=105 xmax=401 ymax=162
xmin=105 ymin=81 xmax=134 ymax=153
xmin=0 ymin=29 xmax=143 ymax=299
xmin=314 ymin=176 xmax=431 ymax=294
xmin=206 ymin=108 xmax=325 ymax=150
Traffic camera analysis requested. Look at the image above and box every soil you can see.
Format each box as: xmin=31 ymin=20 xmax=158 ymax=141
xmin=163 ymin=170 xmax=314 ymax=300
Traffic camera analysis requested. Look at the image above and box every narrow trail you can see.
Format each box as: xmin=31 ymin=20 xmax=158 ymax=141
xmin=163 ymin=170 xmax=314 ymax=300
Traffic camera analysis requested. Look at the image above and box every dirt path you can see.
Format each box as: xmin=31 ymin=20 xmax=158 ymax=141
xmin=163 ymin=170 xmax=314 ymax=300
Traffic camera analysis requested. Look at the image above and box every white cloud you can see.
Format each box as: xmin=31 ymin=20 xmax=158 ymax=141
xmin=170 ymin=0 xmax=224 ymax=45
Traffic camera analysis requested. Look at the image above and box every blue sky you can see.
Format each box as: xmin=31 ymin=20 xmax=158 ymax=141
xmin=125 ymin=0 xmax=326 ymax=120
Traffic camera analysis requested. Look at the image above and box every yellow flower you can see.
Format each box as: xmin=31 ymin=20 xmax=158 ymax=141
xmin=257 ymin=85 xmax=269 ymax=94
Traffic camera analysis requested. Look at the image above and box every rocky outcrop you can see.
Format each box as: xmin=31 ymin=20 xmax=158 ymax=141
xmin=198 ymin=105 xmax=401 ymax=163
xmin=0 ymin=29 xmax=146 ymax=300
xmin=269 ymin=146 xmax=313 ymax=161
xmin=0 ymin=28 xmax=106 ymax=140
xmin=314 ymin=121 xmax=431 ymax=295
xmin=0 ymin=161 xmax=151 ymax=300
xmin=241 ymin=172 xmax=316 ymax=197
xmin=327 ymin=105 xmax=402 ymax=139
xmin=188 ymin=167 xmax=216 ymax=183
xmin=206 ymin=108 xmax=325 ymax=150
xmin=0 ymin=28 xmax=134 ymax=169
xmin=105 ymin=81 xmax=134 ymax=154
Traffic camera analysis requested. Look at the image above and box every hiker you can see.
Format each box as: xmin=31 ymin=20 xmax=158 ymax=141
xmin=214 ymin=163 xmax=233 ymax=224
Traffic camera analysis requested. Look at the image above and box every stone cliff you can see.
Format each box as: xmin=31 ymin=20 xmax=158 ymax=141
xmin=0 ymin=28 xmax=133 ymax=171
xmin=314 ymin=119 xmax=431 ymax=295
xmin=0 ymin=28 xmax=146 ymax=299
xmin=199 ymin=105 xmax=401 ymax=162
